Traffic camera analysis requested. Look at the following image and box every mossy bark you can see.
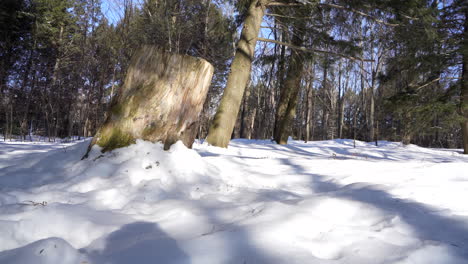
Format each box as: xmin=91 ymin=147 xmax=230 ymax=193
xmin=84 ymin=46 xmax=214 ymax=157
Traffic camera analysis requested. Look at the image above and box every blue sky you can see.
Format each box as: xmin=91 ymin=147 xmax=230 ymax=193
xmin=100 ymin=0 xmax=145 ymax=25
xmin=100 ymin=0 xmax=123 ymax=25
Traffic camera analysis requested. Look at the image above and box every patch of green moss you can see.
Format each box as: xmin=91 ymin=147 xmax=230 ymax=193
xmin=98 ymin=127 xmax=135 ymax=152
xmin=110 ymin=103 xmax=125 ymax=117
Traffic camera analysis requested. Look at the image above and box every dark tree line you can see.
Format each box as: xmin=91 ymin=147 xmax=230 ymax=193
xmin=0 ymin=0 xmax=234 ymax=141
xmin=1 ymin=0 xmax=467 ymax=153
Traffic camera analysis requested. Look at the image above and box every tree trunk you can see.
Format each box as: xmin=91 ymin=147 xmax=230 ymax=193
xmin=461 ymin=6 xmax=468 ymax=154
xmin=206 ymin=0 xmax=267 ymax=148
xmin=402 ymin=112 xmax=412 ymax=145
xmin=9 ymin=105 xmax=12 ymax=140
xmin=240 ymin=81 xmax=252 ymax=139
xmin=84 ymin=46 xmax=213 ymax=156
xmin=369 ymin=77 xmax=375 ymax=143
xmin=19 ymin=39 xmax=37 ymax=140
xmin=375 ymin=120 xmax=379 ymax=146
xmin=369 ymin=48 xmax=376 ymax=143
xmin=274 ymin=16 xmax=306 ymax=145
xmin=337 ymin=60 xmax=343 ymax=139
xmin=338 ymin=93 xmax=345 ymax=139
xmin=353 ymin=107 xmax=358 ymax=148
xmin=4 ymin=105 xmax=9 ymax=141
xmin=360 ymin=31 xmax=367 ymax=138
xmin=322 ymin=57 xmax=329 ymax=140
xmin=305 ymin=65 xmax=315 ymax=143
xmin=250 ymin=107 xmax=257 ymax=140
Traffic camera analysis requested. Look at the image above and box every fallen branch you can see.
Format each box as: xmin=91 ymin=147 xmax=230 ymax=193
xmin=20 ymin=200 xmax=48 ymax=206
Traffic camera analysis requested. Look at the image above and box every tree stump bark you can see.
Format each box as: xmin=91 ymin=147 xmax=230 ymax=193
xmin=84 ymin=45 xmax=214 ymax=156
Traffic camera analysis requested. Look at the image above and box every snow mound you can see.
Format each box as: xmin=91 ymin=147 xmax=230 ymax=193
xmin=0 ymin=139 xmax=221 ymax=254
xmin=0 ymin=237 xmax=88 ymax=264
xmin=0 ymin=138 xmax=467 ymax=264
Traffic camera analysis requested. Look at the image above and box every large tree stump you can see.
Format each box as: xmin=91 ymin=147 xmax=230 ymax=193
xmin=86 ymin=46 xmax=214 ymax=155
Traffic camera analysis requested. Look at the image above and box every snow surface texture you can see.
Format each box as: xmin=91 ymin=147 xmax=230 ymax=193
xmin=0 ymin=138 xmax=467 ymax=264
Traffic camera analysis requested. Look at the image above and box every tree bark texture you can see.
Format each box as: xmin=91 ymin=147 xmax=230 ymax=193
xmin=305 ymin=65 xmax=315 ymax=142
xmin=461 ymin=6 xmax=468 ymax=154
xmin=85 ymin=46 xmax=214 ymax=155
xmin=206 ymin=0 xmax=267 ymax=148
xmin=274 ymin=18 xmax=306 ymax=145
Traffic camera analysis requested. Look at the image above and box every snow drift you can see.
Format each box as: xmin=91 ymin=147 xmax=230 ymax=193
xmin=0 ymin=138 xmax=467 ymax=263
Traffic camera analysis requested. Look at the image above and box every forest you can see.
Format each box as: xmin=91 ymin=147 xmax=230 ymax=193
xmin=1 ymin=0 xmax=467 ymax=154
xmin=1 ymin=1 xmax=468 ymax=263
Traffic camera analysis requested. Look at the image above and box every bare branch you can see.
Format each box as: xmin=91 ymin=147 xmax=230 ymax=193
xmin=265 ymin=13 xmax=314 ymax=19
xmin=414 ymin=77 xmax=441 ymax=92
xmin=257 ymin=37 xmax=374 ymax=62
xmin=318 ymin=3 xmax=400 ymax=27
xmin=267 ymin=2 xmax=302 ymax=7
xmin=267 ymin=1 xmax=419 ymax=27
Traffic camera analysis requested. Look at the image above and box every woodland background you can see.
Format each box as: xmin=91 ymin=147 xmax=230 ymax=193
xmin=1 ymin=0 xmax=466 ymax=150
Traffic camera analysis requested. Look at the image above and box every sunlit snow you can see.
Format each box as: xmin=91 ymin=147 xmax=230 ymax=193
xmin=0 ymin=138 xmax=467 ymax=263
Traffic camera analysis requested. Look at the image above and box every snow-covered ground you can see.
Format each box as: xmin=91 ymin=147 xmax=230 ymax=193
xmin=0 ymin=138 xmax=467 ymax=264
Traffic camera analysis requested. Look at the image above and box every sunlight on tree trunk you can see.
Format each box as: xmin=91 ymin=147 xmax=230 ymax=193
xmin=206 ymin=0 xmax=267 ymax=148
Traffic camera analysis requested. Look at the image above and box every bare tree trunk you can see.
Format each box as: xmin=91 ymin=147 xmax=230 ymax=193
xmin=51 ymin=26 xmax=64 ymax=91
xmin=250 ymin=107 xmax=256 ymax=140
xmin=402 ymin=112 xmax=412 ymax=145
xmin=84 ymin=117 xmax=90 ymax=138
xmin=353 ymin=107 xmax=358 ymax=148
xmin=369 ymin=80 xmax=375 ymax=143
xmin=322 ymin=57 xmax=329 ymax=140
xmin=8 ymin=105 xmax=12 ymax=140
xmin=19 ymin=39 xmax=37 ymax=140
xmin=298 ymin=88 xmax=306 ymax=140
xmin=240 ymin=81 xmax=252 ymax=139
xmin=305 ymin=65 xmax=315 ymax=143
xmin=375 ymin=120 xmax=379 ymax=146
xmin=206 ymin=0 xmax=267 ymax=148
xmin=338 ymin=104 xmax=345 ymax=139
xmin=461 ymin=7 xmax=468 ymax=154
xmin=369 ymin=50 xmax=376 ymax=143
xmin=109 ymin=65 xmax=117 ymax=100
xmin=85 ymin=46 xmax=213 ymax=157
xmin=259 ymin=83 xmax=270 ymax=139
xmin=359 ymin=29 xmax=367 ymax=140
xmin=322 ymin=110 xmax=329 ymax=140
xmin=274 ymin=18 xmax=306 ymax=145
xmin=4 ymin=104 xmax=10 ymax=141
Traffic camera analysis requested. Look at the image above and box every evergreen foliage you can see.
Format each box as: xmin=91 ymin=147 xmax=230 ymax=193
xmin=0 ymin=0 xmax=466 ymax=152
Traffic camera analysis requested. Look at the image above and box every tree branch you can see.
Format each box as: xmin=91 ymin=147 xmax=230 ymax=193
xmin=267 ymin=2 xmax=302 ymax=7
xmin=318 ymin=3 xmax=400 ymax=27
xmin=257 ymin=37 xmax=374 ymax=62
xmin=414 ymin=77 xmax=441 ymax=92
xmin=265 ymin=13 xmax=314 ymax=20
xmin=266 ymin=1 xmax=416 ymax=27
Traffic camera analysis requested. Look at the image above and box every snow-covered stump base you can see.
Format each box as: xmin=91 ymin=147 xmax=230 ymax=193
xmin=86 ymin=46 xmax=214 ymax=156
